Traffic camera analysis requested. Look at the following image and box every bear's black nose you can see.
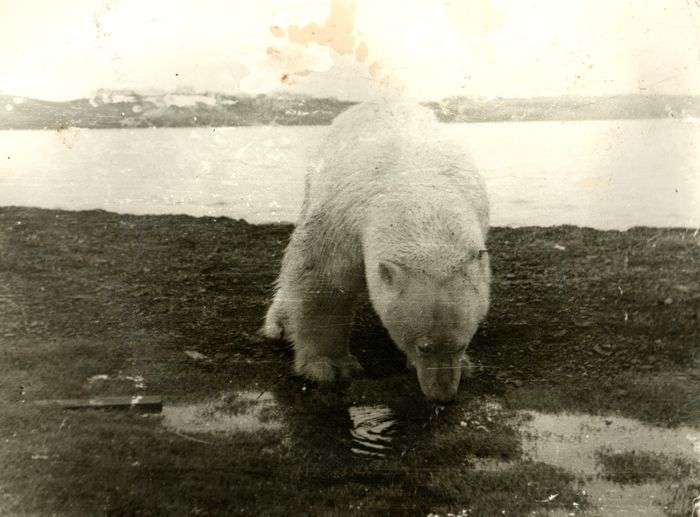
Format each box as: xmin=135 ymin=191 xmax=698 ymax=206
xmin=417 ymin=342 xmax=433 ymax=354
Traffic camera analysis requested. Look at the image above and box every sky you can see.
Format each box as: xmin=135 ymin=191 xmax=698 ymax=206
xmin=1 ymin=0 xmax=700 ymax=101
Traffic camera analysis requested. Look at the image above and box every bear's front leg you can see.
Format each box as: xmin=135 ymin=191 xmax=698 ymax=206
xmin=263 ymin=223 xmax=363 ymax=382
xmin=290 ymin=278 xmax=362 ymax=382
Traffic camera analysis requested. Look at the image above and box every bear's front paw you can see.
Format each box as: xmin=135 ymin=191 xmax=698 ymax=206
xmin=297 ymin=354 xmax=364 ymax=383
xmin=298 ymin=357 xmax=337 ymax=382
xmin=336 ymin=354 xmax=364 ymax=379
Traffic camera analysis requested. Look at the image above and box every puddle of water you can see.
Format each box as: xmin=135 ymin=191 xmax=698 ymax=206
xmin=520 ymin=411 xmax=700 ymax=516
xmin=159 ymin=387 xmax=697 ymax=513
xmin=521 ymin=411 xmax=699 ymax=473
xmin=348 ymin=405 xmax=398 ymax=458
xmin=162 ymin=391 xmax=283 ymax=435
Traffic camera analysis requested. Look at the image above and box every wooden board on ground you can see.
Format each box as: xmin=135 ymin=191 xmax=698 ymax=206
xmin=36 ymin=396 xmax=163 ymax=412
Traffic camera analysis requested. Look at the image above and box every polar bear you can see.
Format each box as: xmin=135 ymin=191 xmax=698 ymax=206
xmin=262 ymin=101 xmax=491 ymax=401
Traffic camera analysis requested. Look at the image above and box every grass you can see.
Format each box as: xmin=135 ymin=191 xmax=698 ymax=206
xmin=0 ymin=206 xmax=698 ymax=515
xmin=595 ymin=449 xmax=696 ymax=484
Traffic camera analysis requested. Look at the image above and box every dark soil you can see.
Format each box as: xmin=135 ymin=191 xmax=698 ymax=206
xmin=0 ymin=206 xmax=697 ymax=516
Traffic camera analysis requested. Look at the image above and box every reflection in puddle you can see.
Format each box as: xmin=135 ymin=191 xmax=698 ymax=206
xmin=162 ymin=391 xmax=283 ymax=435
xmin=349 ymin=405 xmax=398 ymax=458
xmin=521 ymin=411 xmax=700 ymax=516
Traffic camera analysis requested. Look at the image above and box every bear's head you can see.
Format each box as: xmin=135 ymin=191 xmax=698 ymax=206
xmin=365 ymin=250 xmax=490 ymax=402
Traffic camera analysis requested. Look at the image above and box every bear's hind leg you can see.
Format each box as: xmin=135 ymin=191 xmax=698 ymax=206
xmin=261 ymin=227 xmax=304 ymax=341
xmin=261 ymin=294 xmax=287 ymax=340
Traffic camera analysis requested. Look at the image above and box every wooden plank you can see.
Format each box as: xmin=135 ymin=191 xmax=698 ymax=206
xmin=36 ymin=396 xmax=162 ymax=412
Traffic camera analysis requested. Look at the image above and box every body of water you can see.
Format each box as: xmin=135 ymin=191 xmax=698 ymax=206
xmin=0 ymin=119 xmax=698 ymax=229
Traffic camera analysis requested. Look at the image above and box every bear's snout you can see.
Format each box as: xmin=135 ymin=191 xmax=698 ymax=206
xmin=414 ymin=354 xmax=463 ymax=402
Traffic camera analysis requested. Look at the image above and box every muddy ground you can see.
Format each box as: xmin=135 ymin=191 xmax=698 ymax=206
xmin=0 ymin=206 xmax=698 ymax=516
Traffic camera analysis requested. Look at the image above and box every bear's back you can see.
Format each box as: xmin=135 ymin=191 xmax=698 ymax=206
xmin=303 ymin=101 xmax=487 ymax=239
xmin=319 ymin=102 xmax=437 ymax=164
xmin=329 ymin=101 xmax=437 ymax=136
xmin=309 ymin=102 xmax=458 ymax=192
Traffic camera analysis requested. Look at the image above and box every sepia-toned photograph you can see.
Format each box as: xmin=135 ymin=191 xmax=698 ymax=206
xmin=1 ymin=1 xmax=698 ymax=515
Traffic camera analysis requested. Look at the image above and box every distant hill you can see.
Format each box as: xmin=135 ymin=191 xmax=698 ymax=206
xmin=0 ymin=90 xmax=356 ymax=130
xmin=426 ymin=95 xmax=700 ymax=123
xmin=1 ymin=90 xmax=698 ymax=129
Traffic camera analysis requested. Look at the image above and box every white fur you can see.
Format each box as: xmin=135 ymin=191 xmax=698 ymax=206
xmin=262 ymin=101 xmax=491 ymax=398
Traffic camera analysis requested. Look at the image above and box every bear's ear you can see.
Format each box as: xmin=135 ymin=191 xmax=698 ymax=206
xmin=378 ymin=261 xmax=405 ymax=289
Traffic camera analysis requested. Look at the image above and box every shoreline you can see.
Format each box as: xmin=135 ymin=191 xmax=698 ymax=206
xmin=1 ymin=114 xmax=698 ymax=132
xmin=1 ymin=205 xmax=697 ymax=232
